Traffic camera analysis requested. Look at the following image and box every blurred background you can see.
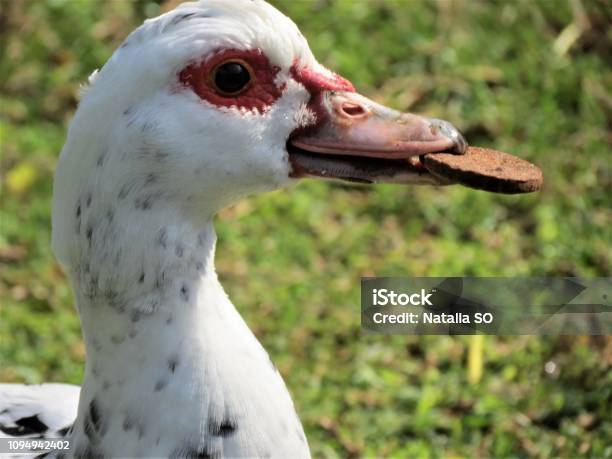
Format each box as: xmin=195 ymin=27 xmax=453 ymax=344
xmin=1 ymin=0 xmax=610 ymax=457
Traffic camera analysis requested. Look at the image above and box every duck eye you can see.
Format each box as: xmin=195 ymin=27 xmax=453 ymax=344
xmin=213 ymin=61 xmax=252 ymax=95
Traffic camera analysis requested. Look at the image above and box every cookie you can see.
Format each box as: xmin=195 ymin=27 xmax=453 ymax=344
xmin=424 ymin=146 xmax=543 ymax=194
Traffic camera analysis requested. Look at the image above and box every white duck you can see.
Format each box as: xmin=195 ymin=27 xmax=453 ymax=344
xmin=0 ymin=1 xmax=467 ymax=457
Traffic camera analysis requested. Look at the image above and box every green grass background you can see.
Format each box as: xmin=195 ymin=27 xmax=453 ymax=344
xmin=1 ymin=0 xmax=610 ymax=457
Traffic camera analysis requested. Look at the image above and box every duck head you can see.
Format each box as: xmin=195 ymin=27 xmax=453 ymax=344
xmin=53 ymin=0 xmax=466 ymax=262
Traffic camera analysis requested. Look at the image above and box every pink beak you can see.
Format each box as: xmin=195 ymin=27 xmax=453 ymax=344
xmin=287 ymin=89 xmax=467 ymax=185
xmin=292 ymin=91 xmax=467 ymax=159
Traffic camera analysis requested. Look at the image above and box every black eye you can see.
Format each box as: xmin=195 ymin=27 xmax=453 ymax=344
xmin=213 ymin=61 xmax=252 ymax=95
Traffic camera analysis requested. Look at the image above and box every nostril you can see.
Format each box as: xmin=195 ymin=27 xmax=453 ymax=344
xmin=340 ymin=102 xmax=366 ymax=117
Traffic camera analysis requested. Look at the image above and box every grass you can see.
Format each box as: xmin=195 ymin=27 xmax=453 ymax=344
xmin=1 ymin=0 xmax=610 ymax=457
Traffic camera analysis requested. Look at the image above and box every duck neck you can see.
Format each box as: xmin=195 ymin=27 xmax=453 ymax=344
xmin=74 ymin=217 xmax=226 ymax=385
xmin=66 ymin=211 xmax=305 ymax=456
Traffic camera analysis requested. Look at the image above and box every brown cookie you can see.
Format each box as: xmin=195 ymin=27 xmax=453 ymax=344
xmin=424 ymin=146 xmax=543 ymax=194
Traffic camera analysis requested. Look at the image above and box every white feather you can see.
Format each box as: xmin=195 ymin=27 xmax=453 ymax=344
xmin=7 ymin=1 xmax=329 ymax=457
xmin=0 ymin=384 xmax=80 ymax=448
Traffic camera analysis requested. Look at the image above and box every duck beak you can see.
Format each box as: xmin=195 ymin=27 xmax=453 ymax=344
xmin=288 ymin=91 xmax=467 ymax=184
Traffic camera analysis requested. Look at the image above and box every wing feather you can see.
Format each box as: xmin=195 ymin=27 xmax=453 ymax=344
xmin=0 ymin=384 xmax=80 ymax=439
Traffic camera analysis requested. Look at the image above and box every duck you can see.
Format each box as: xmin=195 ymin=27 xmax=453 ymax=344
xmin=0 ymin=1 xmax=467 ymax=457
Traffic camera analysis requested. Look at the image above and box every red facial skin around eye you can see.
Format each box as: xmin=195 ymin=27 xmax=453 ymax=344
xmin=179 ymin=49 xmax=283 ymax=113
xmin=289 ymin=64 xmax=355 ymax=94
